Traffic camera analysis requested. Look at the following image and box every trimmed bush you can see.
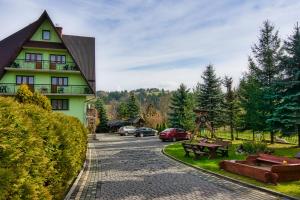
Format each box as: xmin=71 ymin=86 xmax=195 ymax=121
xmin=0 ymin=97 xmax=87 ymax=200
xmin=239 ymin=141 xmax=268 ymax=154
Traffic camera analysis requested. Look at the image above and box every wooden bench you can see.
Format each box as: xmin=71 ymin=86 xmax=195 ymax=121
xmin=247 ymin=154 xmax=300 ymax=165
xmin=214 ymin=139 xmax=231 ymax=157
xmin=182 ymin=143 xmax=194 ymax=157
xmin=182 ymin=143 xmax=206 ymax=159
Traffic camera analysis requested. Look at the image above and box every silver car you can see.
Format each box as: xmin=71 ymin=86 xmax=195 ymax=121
xmin=118 ymin=126 xmax=136 ymax=136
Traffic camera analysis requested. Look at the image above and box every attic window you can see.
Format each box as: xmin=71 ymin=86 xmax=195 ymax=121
xmin=42 ymin=30 xmax=50 ymax=40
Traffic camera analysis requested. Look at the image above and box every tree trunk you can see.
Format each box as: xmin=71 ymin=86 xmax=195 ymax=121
xmin=252 ymin=130 xmax=255 ymax=141
xmin=230 ymin=124 xmax=234 ymax=141
xmin=297 ymin=124 xmax=300 ymax=148
xmin=270 ymin=130 xmax=274 ymax=144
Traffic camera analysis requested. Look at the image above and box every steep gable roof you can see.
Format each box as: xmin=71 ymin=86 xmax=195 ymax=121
xmin=62 ymin=35 xmax=95 ymax=94
xmin=0 ymin=10 xmax=96 ymax=94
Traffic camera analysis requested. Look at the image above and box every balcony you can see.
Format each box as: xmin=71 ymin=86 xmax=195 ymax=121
xmin=6 ymin=59 xmax=80 ymax=73
xmin=0 ymin=83 xmax=93 ymax=96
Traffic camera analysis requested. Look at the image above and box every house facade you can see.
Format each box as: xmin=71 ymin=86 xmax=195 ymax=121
xmin=0 ymin=11 xmax=95 ymax=125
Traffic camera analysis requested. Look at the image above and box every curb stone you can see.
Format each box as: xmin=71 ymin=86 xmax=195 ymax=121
xmin=162 ymin=146 xmax=299 ymax=200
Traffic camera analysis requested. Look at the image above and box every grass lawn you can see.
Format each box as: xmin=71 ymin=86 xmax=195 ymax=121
xmin=164 ymin=141 xmax=300 ymax=198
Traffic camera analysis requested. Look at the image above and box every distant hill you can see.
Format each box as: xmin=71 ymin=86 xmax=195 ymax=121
xmin=96 ymin=88 xmax=173 ymax=121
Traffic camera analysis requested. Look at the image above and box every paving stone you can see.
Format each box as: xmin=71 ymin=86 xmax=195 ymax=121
xmin=68 ymin=134 xmax=284 ymax=200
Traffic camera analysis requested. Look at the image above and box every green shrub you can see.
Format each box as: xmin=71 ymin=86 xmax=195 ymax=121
xmin=241 ymin=141 xmax=268 ymax=154
xmin=32 ymin=92 xmax=52 ymax=111
xmin=0 ymin=97 xmax=87 ymax=200
xmin=15 ymin=84 xmax=52 ymax=111
xmin=15 ymin=84 xmax=33 ymax=103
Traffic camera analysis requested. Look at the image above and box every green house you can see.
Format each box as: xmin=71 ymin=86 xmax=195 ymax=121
xmin=0 ymin=11 xmax=95 ymax=125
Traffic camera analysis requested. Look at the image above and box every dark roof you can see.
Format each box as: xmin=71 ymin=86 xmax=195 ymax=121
xmin=0 ymin=10 xmax=95 ymax=94
xmin=62 ymin=35 xmax=95 ymax=93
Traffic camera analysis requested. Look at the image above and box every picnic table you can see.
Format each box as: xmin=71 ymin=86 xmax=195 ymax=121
xmin=197 ymin=142 xmax=222 ymax=159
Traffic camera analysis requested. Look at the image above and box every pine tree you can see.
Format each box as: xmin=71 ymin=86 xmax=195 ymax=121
xmin=127 ymin=92 xmax=140 ymax=119
xmin=269 ymin=23 xmax=300 ymax=146
xmin=197 ymin=65 xmax=223 ymax=130
xmin=249 ymin=20 xmax=283 ymax=143
xmin=223 ymin=76 xmax=238 ymax=140
xmin=168 ymin=84 xmax=194 ymax=131
xmin=117 ymin=101 xmax=128 ymax=119
xmin=95 ymin=98 xmax=108 ymax=132
xmin=238 ymin=73 xmax=265 ymax=140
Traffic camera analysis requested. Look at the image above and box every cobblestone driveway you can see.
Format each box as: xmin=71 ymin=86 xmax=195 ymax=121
xmin=68 ymin=134 xmax=282 ymax=200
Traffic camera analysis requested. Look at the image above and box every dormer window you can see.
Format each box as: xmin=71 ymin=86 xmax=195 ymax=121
xmin=42 ymin=30 xmax=50 ymax=40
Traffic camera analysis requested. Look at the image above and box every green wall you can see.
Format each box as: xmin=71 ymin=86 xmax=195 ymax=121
xmin=49 ymin=96 xmax=87 ymax=123
xmin=31 ymin=20 xmax=62 ymax=43
xmin=17 ymin=48 xmax=74 ymax=62
xmin=0 ymin=71 xmax=87 ymax=85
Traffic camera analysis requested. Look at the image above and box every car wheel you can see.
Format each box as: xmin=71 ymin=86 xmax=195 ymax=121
xmin=161 ymin=139 xmax=166 ymax=142
xmin=140 ymin=133 xmax=144 ymax=137
xmin=172 ymin=137 xmax=176 ymax=142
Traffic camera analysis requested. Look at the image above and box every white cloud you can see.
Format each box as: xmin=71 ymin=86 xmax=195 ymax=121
xmin=0 ymin=0 xmax=299 ymax=91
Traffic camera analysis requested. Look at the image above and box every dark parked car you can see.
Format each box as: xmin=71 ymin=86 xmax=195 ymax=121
xmin=134 ymin=127 xmax=158 ymax=137
xmin=159 ymin=128 xmax=190 ymax=142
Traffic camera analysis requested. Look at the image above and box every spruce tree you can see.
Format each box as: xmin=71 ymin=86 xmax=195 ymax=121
xmin=117 ymin=101 xmax=128 ymax=119
xmin=249 ymin=20 xmax=283 ymax=143
xmin=95 ymin=98 xmax=108 ymax=132
xmin=197 ymin=65 xmax=223 ymax=130
xmin=270 ymin=24 xmax=300 ymax=146
xmin=223 ymin=76 xmax=238 ymax=140
xmin=168 ymin=84 xmax=194 ymax=130
xmin=127 ymin=92 xmax=140 ymax=118
xmin=238 ymin=73 xmax=265 ymax=140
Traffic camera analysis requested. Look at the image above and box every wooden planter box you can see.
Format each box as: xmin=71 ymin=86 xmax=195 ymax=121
xmin=219 ymin=154 xmax=300 ymax=184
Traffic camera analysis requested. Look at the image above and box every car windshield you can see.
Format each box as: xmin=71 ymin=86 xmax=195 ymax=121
xmin=125 ymin=126 xmax=135 ymax=129
xmin=163 ymin=128 xmax=174 ymax=131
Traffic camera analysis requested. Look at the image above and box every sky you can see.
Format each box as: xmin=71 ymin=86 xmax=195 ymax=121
xmin=0 ymin=0 xmax=299 ymax=91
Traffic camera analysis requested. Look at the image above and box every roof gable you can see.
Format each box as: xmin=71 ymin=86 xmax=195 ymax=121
xmin=30 ymin=19 xmax=62 ymax=43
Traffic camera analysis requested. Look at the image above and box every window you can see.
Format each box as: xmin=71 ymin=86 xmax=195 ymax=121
xmin=50 ymin=55 xmax=66 ymax=64
xmin=25 ymin=53 xmax=42 ymax=62
xmin=42 ymin=30 xmax=50 ymax=40
xmin=16 ymin=75 xmax=34 ymax=85
xmin=51 ymin=99 xmax=69 ymax=110
xmin=51 ymin=77 xmax=68 ymax=86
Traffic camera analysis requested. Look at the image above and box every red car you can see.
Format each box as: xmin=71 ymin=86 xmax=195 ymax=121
xmin=159 ymin=128 xmax=190 ymax=142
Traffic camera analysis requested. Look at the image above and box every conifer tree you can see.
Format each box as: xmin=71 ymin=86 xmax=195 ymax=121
xmin=270 ymin=24 xmax=300 ymax=146
xmin=117 ymin=101 xmax=128 ymax=119
xmin=168 ymin=84 xmax=194 ymax=130
xmin=223 ymin=76 xmax=238 ymax=140
xmin=197 ymin=65 xmax=223 ymax=130
xmin=249 ymin=20 xmax=283 ymax=143
xmin=238 ymin=73 xmax=265 ymax=140
xmin=127 ymin=92 xmax=140 ymax=118
xmin=95 ymin=98 xmax=108 ymax=132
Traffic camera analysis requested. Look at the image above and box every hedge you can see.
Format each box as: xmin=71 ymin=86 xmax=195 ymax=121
xmin=0 ymin=97 xmax=88 ymax=200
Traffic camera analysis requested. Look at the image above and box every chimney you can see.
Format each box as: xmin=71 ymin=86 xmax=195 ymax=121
xmin=56 ymin=26 xmax=63 ymax=36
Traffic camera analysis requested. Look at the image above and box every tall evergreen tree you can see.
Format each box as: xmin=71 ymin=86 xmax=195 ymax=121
xmin=223 ymin=76 xmax=238 ymax=140
xmin=168 ymin=84 xmax=194 ymax=131
xmin=95 ymin=98 xmax=108 ymax=132
xmin=238 ymin=73 xmax=265 ymax=140
xmin=249 ymin=20 xmax=283 ymax=143
xmin=127 ymin=92 xmax=140 ymax=118
xmin=117 ymin=101 xmax=129 ymax=119
xmin=197 ymin=65 xmax=223 ymax=130
xmin=269 ymin=24 xmax=300 ymax=146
